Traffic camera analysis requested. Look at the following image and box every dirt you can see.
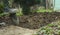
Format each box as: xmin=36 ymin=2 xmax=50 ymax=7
xmin=0 ymin=25 xmax=37 ymax=35
xmin=19 ymin=12 xmax=60 ymax=29
xmin=0 ymin=12 xmax=60 ymax=35
xmin=0 ymin=12 xmax=60 ymax=29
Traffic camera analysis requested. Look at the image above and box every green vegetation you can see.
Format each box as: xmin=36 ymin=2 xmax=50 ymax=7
xmin=16 ymin=8 xmax=23 ymax=16
xmin=34 ymin=9 xmax=52 ymax=13
xmin=0 ymin=2 xmax=5 ymax=13
xmin=0 ymin=9 xmax=53 ymax=17
xmin=33 ymin=21 xmax=60 ymax=35
xmin=0 ymin=0 xmax=53 ymax=16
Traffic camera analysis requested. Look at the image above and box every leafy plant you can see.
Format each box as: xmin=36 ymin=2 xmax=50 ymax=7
xmin=16 ymin=7 xmax=23 ymax=16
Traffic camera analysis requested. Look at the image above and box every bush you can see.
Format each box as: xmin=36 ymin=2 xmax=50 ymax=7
xmin=0 ymin=2 xmax=5 ymax=13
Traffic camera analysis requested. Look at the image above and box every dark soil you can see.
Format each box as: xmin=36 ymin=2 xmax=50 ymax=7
xmin=0 ymin=12 xmax=60 ymax=29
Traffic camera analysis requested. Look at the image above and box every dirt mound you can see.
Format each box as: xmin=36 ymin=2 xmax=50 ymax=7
xmin=19 ymin=12 xmax=60 ymax=29
xmin=0 ymin=12 xmax=60 ymax=29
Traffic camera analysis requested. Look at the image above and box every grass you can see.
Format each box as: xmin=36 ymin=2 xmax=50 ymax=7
xmin=0 ymin=12 xmax=10 ymax=17
xmin=35 ymin=8 xmax=53 ymax=13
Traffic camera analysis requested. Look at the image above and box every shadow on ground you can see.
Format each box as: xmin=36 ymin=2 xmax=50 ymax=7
xmin=0 ymin=12 xmax=60 ymax=29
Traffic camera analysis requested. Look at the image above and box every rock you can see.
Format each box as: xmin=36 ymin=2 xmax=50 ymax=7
xmin=0 ymin=22 xmax=6 ymax=26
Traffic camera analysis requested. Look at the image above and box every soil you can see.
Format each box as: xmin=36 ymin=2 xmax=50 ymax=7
xmin=19 ymin=12 xmax=60 ymax=29
xmin=0 ymin=25 xmax=37 ymax=35
xmin=0 ymin=12 xmax=60 ymax=29
xmin=0 ymin=12 xmax=60 ymax=35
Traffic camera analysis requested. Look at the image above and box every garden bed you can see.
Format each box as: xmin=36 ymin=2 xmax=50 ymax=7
xmin=0 ymin=12 xmax=60 ymax=29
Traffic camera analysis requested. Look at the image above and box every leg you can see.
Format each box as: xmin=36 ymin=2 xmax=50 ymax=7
xmin=9 ymin=13 xmax=19 ymax=25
